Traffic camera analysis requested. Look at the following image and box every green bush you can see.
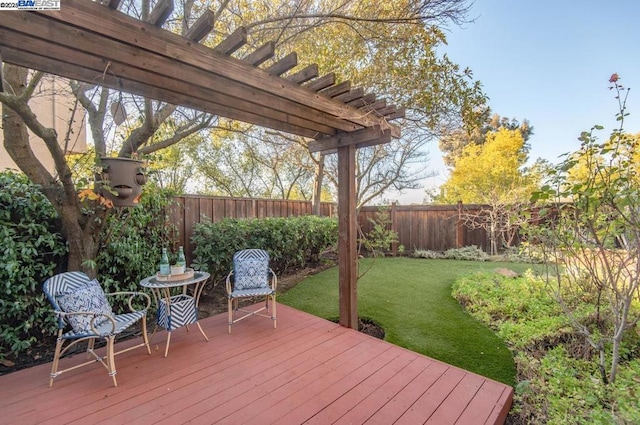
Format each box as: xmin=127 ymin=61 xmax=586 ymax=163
xmin=0 ymin=175 xmax=176 ymax=362
xmin=95 ymin=185 xmax=176 ymax=297
xmin=0 ymin=171 xmax=67 ymax=361
xmin=444 ymin=245 xmax=489 ymax=261
xmin=191 ymin=215 xmax=338 ymax=285
xmin=412 ymin=249 xmax=444 ymax=259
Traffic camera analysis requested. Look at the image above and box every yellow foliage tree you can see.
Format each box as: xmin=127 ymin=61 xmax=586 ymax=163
xmin=440 ymin=128 xmax=535 ymax=204
xmin=439 ymin=128 xmax=540 ymax=254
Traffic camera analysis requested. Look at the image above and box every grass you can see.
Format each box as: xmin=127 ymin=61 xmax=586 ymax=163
xmin=278 ymin=257 xmax=531 ymax=385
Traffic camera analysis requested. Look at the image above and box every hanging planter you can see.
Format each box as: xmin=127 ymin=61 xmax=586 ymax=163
xmin=95 ymin=157 xmax=148 ymax=207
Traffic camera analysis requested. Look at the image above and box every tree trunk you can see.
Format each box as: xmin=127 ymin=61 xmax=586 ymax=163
xmin=1 ymin=64 xmax=105 ymax=277
xmin=312 ymin=153 xmax=325 ymax=216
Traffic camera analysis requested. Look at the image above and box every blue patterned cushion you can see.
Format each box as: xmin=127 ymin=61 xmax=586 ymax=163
xmin=233 ymin=257 xmax=269 ymax=290
xmin=57 ymin=279 xmax=113 ymax=334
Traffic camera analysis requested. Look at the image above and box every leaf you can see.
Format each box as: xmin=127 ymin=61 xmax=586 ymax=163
xmin=0 ymin=359 xmax=15 ymax=367
xmin=110 ymin=101 xmax=127 ymax=126
xmin=77 ymin=188 xmax=100 ymax=201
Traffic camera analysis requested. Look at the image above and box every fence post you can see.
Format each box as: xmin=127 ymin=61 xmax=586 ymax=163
xmin=456 ymin=200 xmax=465 ymax=248
xmin=390 ymin=201 xmax=398 ymax=256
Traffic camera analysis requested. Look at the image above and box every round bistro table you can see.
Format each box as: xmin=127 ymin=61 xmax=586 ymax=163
xmin=139 ymin=271 xmax=210 ymax=357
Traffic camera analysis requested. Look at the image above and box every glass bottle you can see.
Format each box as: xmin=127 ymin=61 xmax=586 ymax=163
xmin=159 ymin=248 xmax=171 ymax=275
xmin=176 ymin=246 xmax=186 ymax=269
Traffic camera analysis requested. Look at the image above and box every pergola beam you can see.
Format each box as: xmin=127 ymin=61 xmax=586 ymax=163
xmin=0 ymin=0 xmax=399 ymax=137
xmin=213 ymin=27 xmax=247 ymax=55
xmin=185 ymin=9 xmax=215 ymax=42
xmin=148 ymin=0 xmax=173 ymax=27
xmin=305 ymin=73 xmax=336 ymax=92
xmin=308 ymin=126 xmax=391 ymax=153
xmin=335 ymin=87 xmax=364 ymax=103
xmin=0 ymin=45 xmax=322 ymax=138
xmin=320 ymin=80 xmax=351 ymax=98
xmin=287 ymin=64 xmax=318 ymax=84
xmin=266 ymin=52 xmax=298 ymax=76
xmin=0 ymin=14 xmax=358 ymax=136
xmin=243 ymin=41 xmax=275 ymax=67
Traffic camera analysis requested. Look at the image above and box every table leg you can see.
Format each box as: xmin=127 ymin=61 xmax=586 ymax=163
xmin=164 ymin=331 xmax=172 ymax=358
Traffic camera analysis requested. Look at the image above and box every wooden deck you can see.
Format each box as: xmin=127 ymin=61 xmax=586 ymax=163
xmin=0 ymin=304 xmax=512 ymax=424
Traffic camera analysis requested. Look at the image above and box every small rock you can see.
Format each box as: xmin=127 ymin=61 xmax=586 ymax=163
xmin=495 ymin=268 xmax=519 ymax=278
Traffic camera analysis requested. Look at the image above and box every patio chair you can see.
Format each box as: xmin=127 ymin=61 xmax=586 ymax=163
xmin=43 ymin=271 xmax=151 ymax=387
xmin=226 ymin=249 xmax=277 ymax=333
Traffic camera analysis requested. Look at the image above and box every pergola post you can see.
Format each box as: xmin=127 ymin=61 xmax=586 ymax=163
xmin=338 ymin=144 xmax=358 ymax=329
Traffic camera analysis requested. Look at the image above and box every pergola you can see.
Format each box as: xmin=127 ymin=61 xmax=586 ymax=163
xmin=0 ymin=0 xmax=403 ymax=329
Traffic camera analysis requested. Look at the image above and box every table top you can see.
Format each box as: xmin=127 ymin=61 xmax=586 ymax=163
xmin=139 ymin=271 xmax=210 ymax=289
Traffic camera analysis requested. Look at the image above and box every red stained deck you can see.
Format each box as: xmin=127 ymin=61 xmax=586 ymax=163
xmin=0 ymin=304 xmax=512 ymax=424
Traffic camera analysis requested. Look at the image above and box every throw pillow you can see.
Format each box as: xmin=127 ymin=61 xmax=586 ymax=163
xmin=234 ymin=258 xmax=269 ymax=290
xmin=57 ymin=279 xmax=113 ymax=334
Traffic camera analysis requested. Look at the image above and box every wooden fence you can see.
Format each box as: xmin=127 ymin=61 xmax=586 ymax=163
xmin=359 ymin=203 xmax=489 ymax=254
xmin=169 ymin=195 xmax=489 ymax=261
xmin=169 ymin=195 xmax=336 ymax=261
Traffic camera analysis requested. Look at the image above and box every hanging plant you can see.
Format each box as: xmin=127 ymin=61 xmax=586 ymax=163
xmin=93 ymin=157 xmax=148 ymax=207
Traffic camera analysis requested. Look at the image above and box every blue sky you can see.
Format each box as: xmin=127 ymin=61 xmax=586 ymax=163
xmin=394 ymin=0 xmax=640 ymax=203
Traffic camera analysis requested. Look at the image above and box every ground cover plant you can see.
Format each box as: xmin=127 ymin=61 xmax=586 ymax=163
xmin=279 ymin=256 xmax=530 ymax=385
xmin=453 ymin=270 xmax=640 ymax=424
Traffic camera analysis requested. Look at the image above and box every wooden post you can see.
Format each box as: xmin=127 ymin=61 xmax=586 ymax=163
xmin=338 ymin=144 xmax=358 ymax=329
xmin=456 ymin=200 xmax=465 ymax=248
xmin=390 ymin=201 xmax=398 ymax=256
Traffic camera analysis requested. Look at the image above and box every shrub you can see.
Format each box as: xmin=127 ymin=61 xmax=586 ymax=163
xmin=95 ymin=185 xmax=176 ymax=297
xmin=0 ymin=171 xmax=67 ymax=361
xmin=444 ymin=245 xmax=489 ymax=261
xmin=191 ymin=215 xmax=338 ymax=285
xmin=0 ymin=176 xmax=176 ymax=362
xmin=412 ymin=249 xmax=444 ymax=259
xmin=499 ymin=245 xmax=544 ymax=263
xmin=359 ymin=208 xmax=399 ymax=257
xmin=452 ymin=270 xmax=573 ymax=349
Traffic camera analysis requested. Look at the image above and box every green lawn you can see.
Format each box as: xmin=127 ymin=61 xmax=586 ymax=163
xmin=278 ymin=257 xmax=531 ymax=385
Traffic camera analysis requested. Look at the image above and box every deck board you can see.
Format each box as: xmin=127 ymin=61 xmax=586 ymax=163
xmin=0 ymin=304 xmax=512 ymax=425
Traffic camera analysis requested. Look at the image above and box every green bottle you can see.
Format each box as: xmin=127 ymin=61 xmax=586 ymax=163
xmin=159 ymin=248 xmax=170 ymax=275
xmin=176 ymin=246 xmax=186 ymax=268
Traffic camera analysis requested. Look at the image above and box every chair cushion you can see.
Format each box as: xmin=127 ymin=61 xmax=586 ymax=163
xmin=56 ymin=279 xmax=113 ymax=334
xmin=234 ymin=258 xmax=269 ymax=290
xmin=230 ymin=287 xmax=275 ymax=298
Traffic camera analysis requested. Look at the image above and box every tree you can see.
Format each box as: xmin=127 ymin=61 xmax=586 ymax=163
xmin=181 ymin=0 xmax=488 ymax=208
xmin=439 ymin=111 xmax=534 ymax=168
xmin=193 ymin=123 xmax=319 ymax=199
xmin=528 ymin=75 xmax=640 ymax=384
xmin=438 ymin=128 xmax=540 ymax=254
xmin=439 ymin=127 xmax=535 ymax=204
